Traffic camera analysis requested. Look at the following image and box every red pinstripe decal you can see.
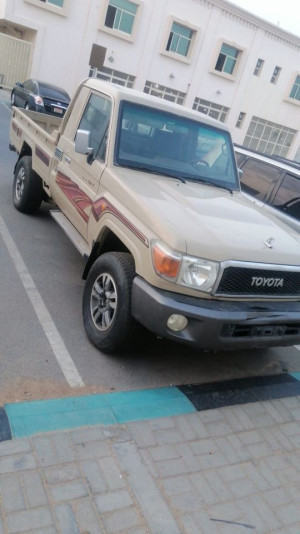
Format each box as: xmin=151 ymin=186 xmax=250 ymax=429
xmin=55 ymin=173 xmax=148 ymax=247
xmin=55 ymin=171 xmax=91 ymax=222
xmin=92 ymin=197 xmax=149 ymax=247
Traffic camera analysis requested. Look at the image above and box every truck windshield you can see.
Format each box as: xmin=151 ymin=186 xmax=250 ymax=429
xmin=115 ymin=101 xmax=239 ymax=190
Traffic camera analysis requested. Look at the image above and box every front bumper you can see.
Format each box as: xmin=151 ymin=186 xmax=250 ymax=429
xmin=131 ymin=277 xmax=300 ymax=351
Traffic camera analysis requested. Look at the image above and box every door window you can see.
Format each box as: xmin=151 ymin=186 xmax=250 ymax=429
xmin=77 ymin=93 xmax=112 ymax=162
xmin=272 ymin=173 xmax=300 ymax=221
xmin=239 ymin=158 xmax=282 ymax=201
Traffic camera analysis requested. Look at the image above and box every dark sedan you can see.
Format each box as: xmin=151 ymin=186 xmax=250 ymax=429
xmin=11 ymin=79 xmax=70 ymax=116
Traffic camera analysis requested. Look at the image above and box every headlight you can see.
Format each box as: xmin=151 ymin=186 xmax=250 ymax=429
xmin=33 ymin=95 xmax=44 ymax=106
xmin=178 ymin=256 xmax=219 ymax=292
xmin=151 ymin=241 xmax=219 ymax=292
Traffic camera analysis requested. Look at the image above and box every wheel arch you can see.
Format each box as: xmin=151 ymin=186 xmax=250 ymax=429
xmin=83 ymin=227 xmax=133 ymax=280
xmin=14 ymin=142 xmax=33 ymax=173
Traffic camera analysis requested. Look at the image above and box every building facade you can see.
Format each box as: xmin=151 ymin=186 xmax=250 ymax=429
xmin=0 ymin=0 xmax=299 ymax=160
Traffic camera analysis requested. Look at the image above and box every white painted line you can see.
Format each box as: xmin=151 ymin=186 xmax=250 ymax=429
xmin=0 ymin=215 xmax=85 ymax=388
xmin=294 ymin=345 xmax=300 ymax=351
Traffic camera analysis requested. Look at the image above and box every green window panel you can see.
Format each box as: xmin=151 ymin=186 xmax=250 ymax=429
xmin=289 ymin=75 xmax=300 ymax=101
xmin=215 ymin=44 xmax=239 ymax=75
xmin=166 ymin=22 xmax=193 ymax=57
xmin=47 ymin=0 xmax=64 ymax=6
xmin=105 ymin=0 xmax=137 ymax=34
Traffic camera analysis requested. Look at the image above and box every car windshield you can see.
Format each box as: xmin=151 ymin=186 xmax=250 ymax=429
xmin=115 ymin=101 xmax=239 ymax=189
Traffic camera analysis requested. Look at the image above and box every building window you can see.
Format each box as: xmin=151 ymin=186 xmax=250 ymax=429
xmin=193 ymin=98 xmax=229 ymax=123
xmin=24 ymin=0 xmax=68 ymax=14
xmin=253 ymin=59 xmax=264 ymax=77
xmin=215 ymin=44 xmax=240 ymax=75
xmin=104 ymin=0 xmax=138 ymax=35
xmin=144 ymin=81 xmax=186 ymax=105
xmin=166 ymin=22 xmax=194 ymax=58
xmin=243 ymin=116 xmax=296 ymax=157
xmin=41 ymin=0 xmax=64 ymax=5
xmin=289 ymin=75 xmax=300 ymax=102
xmin=90 ymin=67 xmax=135 ymax=88
xmin=236 ymin=112 xmax=246 ymax=128
xmin=270 ymin=66 xmax=281 ymax=84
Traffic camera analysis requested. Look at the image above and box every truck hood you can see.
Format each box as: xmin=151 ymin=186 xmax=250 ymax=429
xmin=107 ymin=168 xmax=300 ymax=265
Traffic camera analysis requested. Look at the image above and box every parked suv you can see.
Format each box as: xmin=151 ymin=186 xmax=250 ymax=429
xmin=235 ymin=145 xmax=300 ymax=232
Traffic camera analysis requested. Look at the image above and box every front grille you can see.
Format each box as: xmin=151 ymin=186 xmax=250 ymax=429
xmin=222 ymin=323 xmax=300 ymax=338
xmin=216 ymin=266 xmax=300 ymax=297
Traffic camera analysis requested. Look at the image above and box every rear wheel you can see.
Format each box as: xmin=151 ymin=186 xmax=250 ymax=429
xmin=13 ymin=156 xmax=43 ymax=213
xmin=82 ymin=252 xmax=144 ymax=354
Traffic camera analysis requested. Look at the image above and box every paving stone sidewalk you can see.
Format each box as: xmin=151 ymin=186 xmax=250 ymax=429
xmin=1 ymin=397 xmax=300 ymax=534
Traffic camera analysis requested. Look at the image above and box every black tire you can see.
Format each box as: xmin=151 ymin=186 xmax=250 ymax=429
xmin=13 ymin=156 xmax=44 ymax=213
xmin=82 ymin=252 xmax=144 ymax=354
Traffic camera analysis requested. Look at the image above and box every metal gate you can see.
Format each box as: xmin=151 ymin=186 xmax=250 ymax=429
xmin=0 ymin=33 xmax=31 ymax=90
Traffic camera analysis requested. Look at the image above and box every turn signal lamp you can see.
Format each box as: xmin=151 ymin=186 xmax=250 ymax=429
xmin=151 ymin=242 xmax=181 ymax=280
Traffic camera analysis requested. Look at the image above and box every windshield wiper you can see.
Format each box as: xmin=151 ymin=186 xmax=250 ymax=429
xmin=185 ymin=176 xmax=234 ymax=194
xmin=124 ymin=164 xmax=186 ymax=183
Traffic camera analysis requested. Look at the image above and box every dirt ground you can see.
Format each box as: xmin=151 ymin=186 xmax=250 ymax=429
xmin=0 ymin=376 xmax=114 ymax=405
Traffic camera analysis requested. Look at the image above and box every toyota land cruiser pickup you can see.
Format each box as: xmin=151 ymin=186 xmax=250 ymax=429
xmin=9 ymin=78 xmax=300 ymax=353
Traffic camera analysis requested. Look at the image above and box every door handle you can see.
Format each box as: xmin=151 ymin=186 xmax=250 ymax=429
xmin=65 ymin=156 xmax=71 ymax=164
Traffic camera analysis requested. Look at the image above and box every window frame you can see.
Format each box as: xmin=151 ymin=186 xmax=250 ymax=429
xmin=270 ymin=66 xmax=281 ymax=85
xmin=236 ymin=112 xmax=246 ymax=129
xmin=211 ymin=40 xmax=244 ymax=80
xmin=144 ymin=81 xmax=186 ymax=105
xmin=192 ymin=98 xmax=229 ymax=123
xmin=90 ymin=67 xmax=135 ymax=88
xmin=271 ymin=172 xmax=300 ymax=223
xmin=24 ymin=0 xmax=69 ymax=16
xmin=99 ymin=0 xmax=141 ymax=42
xmin=238 ymin=157 xmax=284 ymax=203
xmin=253 ymin=58 xmax=264 ymax=77
xmin=243 ymin=116 xmax=297 ymax=158
xmin=160 ymin=17 xmax=198 ymax=64
xmin=76 ymin=91 xmax=113 ymax=164
xmin=286 ymin=73 xmax=300 ymax=107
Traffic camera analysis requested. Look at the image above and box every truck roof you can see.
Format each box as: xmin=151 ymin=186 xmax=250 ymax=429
xmin=82 ymin=77 xmax=231 ymax=133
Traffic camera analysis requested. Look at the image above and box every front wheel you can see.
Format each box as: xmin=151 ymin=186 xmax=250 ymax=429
xmin=82 ymin=252 xmax=144 ymax=354
xmin=13 ymin=156 xmax=44 ymax=213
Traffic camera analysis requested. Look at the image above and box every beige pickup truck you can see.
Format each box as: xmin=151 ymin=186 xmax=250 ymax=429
xmin=9 ymin=78 xmax=300 ymax=353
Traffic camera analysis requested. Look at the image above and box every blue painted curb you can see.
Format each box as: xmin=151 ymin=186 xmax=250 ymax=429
xmin=2 ymin=373 xmax=300 ymax=442
xmin=4 ymin=386 xmax=196 ymax=439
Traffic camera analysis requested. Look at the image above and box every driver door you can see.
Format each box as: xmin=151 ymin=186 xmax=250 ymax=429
xmin=53 ymin=91 xmax=112 ymax=241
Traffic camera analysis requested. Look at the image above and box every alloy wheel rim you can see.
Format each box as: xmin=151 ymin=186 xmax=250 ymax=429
xmin=16 ymin=167 xmax=25 ymax=200
xmin=90 ymin=272 xmax=117 ymax=331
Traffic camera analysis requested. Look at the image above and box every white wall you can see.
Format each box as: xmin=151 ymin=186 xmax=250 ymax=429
xmin=2 ymin=0 xmax=300 ymax=157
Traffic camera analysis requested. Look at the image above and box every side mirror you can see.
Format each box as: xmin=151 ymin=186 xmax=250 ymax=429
xmin=75 ymin=129 xmax=94 ymax=164
xmin=16 ymin=81 xmax=22 ymax=88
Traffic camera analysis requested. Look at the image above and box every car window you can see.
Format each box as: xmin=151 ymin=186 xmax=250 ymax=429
xmin=235 ymin=153 xmax=246 ymax=166
xmin=272 ymin=173 xmax=300 ymax=222
xmin=77 ymin=92 xmax=112 ymax=162
xmin=23 ymin=80 xmax=35 ymax=92
xmin=239 ymin=158 xmax=282 ymax=201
